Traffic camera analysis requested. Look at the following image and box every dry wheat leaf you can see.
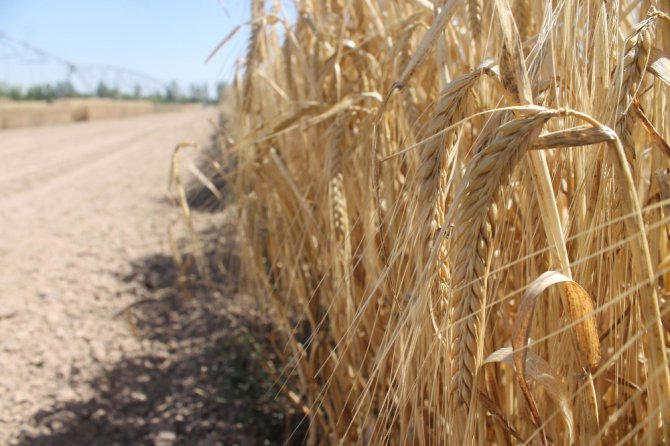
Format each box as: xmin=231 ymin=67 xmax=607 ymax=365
xmin=513 ymin=271 xmax=601 ymax=375
xmin=632 ymin=100 xmax=670 ymax=158
xmin=187 ymin=161 xmax=223 ymax=201
xmin=648 ymin=47 xmax=670 ymax=87
xmin=511 ymin=271 xmax=600 ymax=437
xmin=484 ymin=347 xmax=574 ymax=444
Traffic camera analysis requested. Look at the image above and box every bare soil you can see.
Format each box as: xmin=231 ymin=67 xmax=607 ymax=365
xmin=0 ymin=110 xmax=290 ymax=445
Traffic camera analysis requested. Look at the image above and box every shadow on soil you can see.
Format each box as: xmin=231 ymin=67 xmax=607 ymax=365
xmin=183 ymin=116 xmax=234 ymax=214
xmin=18 ymin=218 xmax=307 ymax=446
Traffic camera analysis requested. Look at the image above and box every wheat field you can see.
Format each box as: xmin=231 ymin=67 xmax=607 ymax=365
xmin=205 ymin=0 xmax=670 ymax=444
xmin=0 ymin=99 xmax=160 ymax=129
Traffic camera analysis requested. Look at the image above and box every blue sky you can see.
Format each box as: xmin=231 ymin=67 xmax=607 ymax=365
xmin=0 ymin=1 xmax=282 ymax=96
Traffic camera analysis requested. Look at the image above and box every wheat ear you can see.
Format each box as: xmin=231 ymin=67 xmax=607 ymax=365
xmin=450 ymin=111 xmax=554 ymax=407
xmin=242 ymin=0 xmax=264 ymax=113
xmin=328 ymin=119 xmax=353 ymax=325
xmin=513 ymin=0 xmax=531 ymax=40
xmin=467 ymin=0 xmax=483 ymax=41
xmin=615 ymin=25 xmax=651 ymax=165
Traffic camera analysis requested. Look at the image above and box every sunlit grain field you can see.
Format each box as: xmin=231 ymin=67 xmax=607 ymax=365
xmin=201 ymin=1 xmax=670 ymax=444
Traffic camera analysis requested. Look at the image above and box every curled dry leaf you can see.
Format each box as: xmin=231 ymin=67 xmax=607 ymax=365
xmin=511 ymin=271 xmax=600 ymax=437
xmin=513 ymin=271 xmax=601 ymax=373
xmin=563 ymin=281 xmax=601 ymax=370
xmin=484 ymin=347 xmax=574 ymax=445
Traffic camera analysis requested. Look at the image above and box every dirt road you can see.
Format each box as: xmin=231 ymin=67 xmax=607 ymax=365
xmin=0 ymin=108 xmax=224 ymax=444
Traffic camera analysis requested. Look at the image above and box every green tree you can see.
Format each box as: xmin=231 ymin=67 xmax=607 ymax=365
xmin=8 ymin=86 xmax=23 ymax=100
xmin=188 ymin=82 xmax=209 ymax=102
xmin=165 ymin=80 xmax=180 ymax=102
xmin=54 ymin=81 xmax=76 ymax=98
xmin=26 ymin=85 xmax=54 ymax=101
xmin=96 ymin=81 xmax=112 ymax=98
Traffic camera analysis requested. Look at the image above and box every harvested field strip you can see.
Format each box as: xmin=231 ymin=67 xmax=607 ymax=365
xmin=0 ymin=99 xmax=202 ymax=130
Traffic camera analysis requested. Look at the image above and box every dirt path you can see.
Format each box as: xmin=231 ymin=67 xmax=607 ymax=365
xmin=0 ymin=108 xmax=247 ymax=444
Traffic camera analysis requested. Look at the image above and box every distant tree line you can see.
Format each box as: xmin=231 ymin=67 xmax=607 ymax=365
xmin=0 ymin=80 xmax=225 ymax=104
